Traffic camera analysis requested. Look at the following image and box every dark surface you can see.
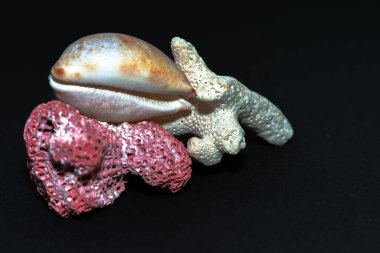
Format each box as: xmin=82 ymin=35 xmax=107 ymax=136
xmin=1 ymin=4 xmax=380 ymax=253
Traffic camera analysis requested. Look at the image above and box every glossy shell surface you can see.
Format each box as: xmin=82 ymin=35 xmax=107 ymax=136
xmin=49 ymin=33 xmax=194 ymax=122
xmin=51 ymin=33 xmax=193 ymax=95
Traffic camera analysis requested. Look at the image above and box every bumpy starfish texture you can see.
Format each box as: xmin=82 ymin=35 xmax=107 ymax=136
xmin=155 ymin=37 xmax=293 ymax=166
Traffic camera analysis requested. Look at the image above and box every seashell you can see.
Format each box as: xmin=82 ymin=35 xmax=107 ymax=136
xmin=49 ymin=33 xmax=194 ymax=122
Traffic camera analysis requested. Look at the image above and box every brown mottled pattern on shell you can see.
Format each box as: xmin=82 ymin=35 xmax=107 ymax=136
xmin=52 ymin=33 xmax=193 ymax=95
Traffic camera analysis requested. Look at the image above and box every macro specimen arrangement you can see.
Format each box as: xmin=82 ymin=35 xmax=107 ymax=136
xmin=24 ymin=33 xmax=293 ymax=217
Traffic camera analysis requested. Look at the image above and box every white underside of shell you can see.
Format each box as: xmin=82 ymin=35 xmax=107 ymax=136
xmin=49 ymin=76 xmax=191 ymax=122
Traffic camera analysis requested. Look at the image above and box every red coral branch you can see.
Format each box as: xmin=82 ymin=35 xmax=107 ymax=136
xmin=24 ymin=101 xmax=191 ymax=217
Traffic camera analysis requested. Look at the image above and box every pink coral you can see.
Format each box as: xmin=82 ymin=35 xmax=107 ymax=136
xmin=24 ymin=101 xmax=191 ymax=217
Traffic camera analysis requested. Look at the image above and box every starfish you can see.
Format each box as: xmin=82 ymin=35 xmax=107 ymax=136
xmin=155 ymin=37 xmax=294 ymax=165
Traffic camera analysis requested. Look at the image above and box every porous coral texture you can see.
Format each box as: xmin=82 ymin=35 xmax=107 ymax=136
xmin=116 ymin=122 xmax=191 ymax=193
xmin=24 ymin=101 xmax=191 ymax=217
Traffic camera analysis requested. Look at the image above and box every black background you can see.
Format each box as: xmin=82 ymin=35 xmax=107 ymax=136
xmin=1 ymin=3 xmax=380 ymax=252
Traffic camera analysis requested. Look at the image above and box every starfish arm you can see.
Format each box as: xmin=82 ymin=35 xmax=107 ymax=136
xmin=211 ymin=111 xmax=246 ymax=155
xmin=171 ymin=37 xmax=213 ymax=90
xmin=171 ymin=37 xmax=233 ymax=104
xmin=187 ymin=136 xmax=223 ymax=166
xmin=237 ymin=83 xmax=293 ymax=145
